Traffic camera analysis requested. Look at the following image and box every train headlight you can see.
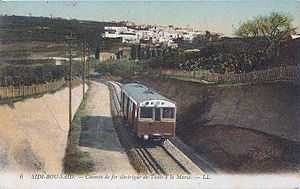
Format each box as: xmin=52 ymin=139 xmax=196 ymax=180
xmin=143 ymin=135 xmax=149 ymax=140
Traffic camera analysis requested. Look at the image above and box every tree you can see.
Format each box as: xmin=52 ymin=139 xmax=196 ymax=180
xmin=235 ymin=12 xmax=297 ymax=58
xmin=95 ymin=44 xmax=100 ymax=59
xmin=131 ymin=44 xmax=137 ymax=60
xmin=137 ymin=44 xmax=142 ymax=60
xmin=151 ymin=49 xmax=156 ymax=57
xmin=146 ymin=46 xmax=151 ymax=59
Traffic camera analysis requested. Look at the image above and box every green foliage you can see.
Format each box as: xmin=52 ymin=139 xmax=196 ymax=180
xmin=93 ymin=59 xmax=143 ymax=77
xmin=146 ymin=51 xmax=182 ymax=69
xmin=95 ymin=44 xmax=100 ymax=59
xmin=0 ymin=60 xmax=86 ymax=87
xmin=64 ymin=89 xmax=95 ymax=174
xmin=235 ymin=12 xmax=297 ymax=57
xmin=144 ymin=12 xmax=297 ymax=74
xmin=235 ymin=12 xmax=296 ymax=38
xmin=145 ymin=39 xmax=270 ymax=74
xmin=131 ymin=44 xmax=137 ymax=60
xmin=0 ymin=64 xmax=68 ymax=86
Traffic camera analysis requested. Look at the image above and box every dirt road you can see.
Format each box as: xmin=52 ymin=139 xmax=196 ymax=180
xmin=78 ymin=82 xmax=136 ymax=174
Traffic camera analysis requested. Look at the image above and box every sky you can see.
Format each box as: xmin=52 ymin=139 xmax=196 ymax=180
xmin=0 ymin=1 xmax=299 ymax=36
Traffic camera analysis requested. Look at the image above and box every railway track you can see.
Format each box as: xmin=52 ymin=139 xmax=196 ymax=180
xmin=160 ymin=144 xmax=191 ymax=174
xmin=135 ymin=147 xmax=166 ymax=175
xmin=102 ymin=80 xmax=202 ymax=175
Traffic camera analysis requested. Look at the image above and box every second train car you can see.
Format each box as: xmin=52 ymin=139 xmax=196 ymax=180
xmin=121 ymin=83 xmax=176 ymax=141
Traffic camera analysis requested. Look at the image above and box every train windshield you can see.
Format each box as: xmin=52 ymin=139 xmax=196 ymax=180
xmin=140 ymin=107 xmax=153 ymax=118
xmin=163 ymin=108 xmax=175 ymax=119
xmin=155 ymin=108 xmax=161 ymax=121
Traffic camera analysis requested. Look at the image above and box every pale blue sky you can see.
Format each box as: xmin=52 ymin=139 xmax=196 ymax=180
xmin=0 ymin=1 xmax=299 ymax=36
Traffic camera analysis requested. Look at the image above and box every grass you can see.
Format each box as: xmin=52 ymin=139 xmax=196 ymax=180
xmin=63 ymin=85 xmax=95 ymax=174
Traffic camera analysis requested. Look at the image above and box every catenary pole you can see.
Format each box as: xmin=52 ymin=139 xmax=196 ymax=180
xmin=82 ymin=41 xmax=86 ymax=99
xmin=66 ymin=32 xmax=76 ymax=130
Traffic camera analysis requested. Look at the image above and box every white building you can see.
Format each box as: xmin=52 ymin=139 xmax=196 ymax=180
xmin=49 ymin=57 xmax=81 ymax=65
xmin=104 ymin=26 xmax=139 ymax=43
xmin=103 ymin=24 xmax=207 ymax=47
xmin=291 ymin=34 xmax=300 ymax=39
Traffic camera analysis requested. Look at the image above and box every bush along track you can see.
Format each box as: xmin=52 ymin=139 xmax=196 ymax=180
xmin=63 ymin=85 xmax=95 ymax=174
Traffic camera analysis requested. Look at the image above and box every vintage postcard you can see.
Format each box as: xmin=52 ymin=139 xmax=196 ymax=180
xmin=0 ymin=0 xmax=299 ymax=188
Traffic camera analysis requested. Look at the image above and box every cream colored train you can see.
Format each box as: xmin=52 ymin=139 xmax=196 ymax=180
xmin=121 ymin=83 xmax=176 ymax=141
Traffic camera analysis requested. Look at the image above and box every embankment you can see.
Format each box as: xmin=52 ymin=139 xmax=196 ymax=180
xmin=124 ymin=77 xmax=300 ymax=173
xmin=0 ymin=85 xmax=87 ymax=173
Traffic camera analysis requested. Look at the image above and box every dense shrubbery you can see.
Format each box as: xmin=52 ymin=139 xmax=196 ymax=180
xmin=0 ymin=64 xmax=67 ymax=86
xmin=0 ymin=61 xmax=85 ymax=87
xmin=144 ymin=51 xmax=182 ymax=70
xmin=93 ymin=59 xmax=143 ymax=77
xmin=178 ymin=40 xmax=269 ymax=74
xmin=145 ymin=37 xmax=288 ymax=74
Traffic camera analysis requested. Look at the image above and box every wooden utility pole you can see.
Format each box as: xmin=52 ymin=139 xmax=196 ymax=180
xmin=87 ymin=47 xmax=91 ymax=84
xmin=81 ymin=41 xmax=87 ymax=99
xmin=66 ymin=32 xmax=76 ymax=130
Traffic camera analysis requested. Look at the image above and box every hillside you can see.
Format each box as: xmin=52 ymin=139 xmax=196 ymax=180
xmin=0 ymin=16 xmax=127 ymax=64
xmin=0 ymin=15 xmax=107 ymax=47
xmin=0 ymin=15 xmax=106 ymax=62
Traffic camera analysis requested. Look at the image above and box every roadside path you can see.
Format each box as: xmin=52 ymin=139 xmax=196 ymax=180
xmin=78 ymin=82 xmax=136 ymax=174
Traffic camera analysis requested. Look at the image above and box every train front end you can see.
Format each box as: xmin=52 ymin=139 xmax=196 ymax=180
xmin=137 ymin=99 xmax=176 ymax=141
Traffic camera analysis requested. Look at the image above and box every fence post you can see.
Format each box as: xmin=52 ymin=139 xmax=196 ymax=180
xmin=28 ymin=85 xmax=30 ymax=96
xmin=12 ymin=86 xmax=14 ymax=98
xmin=6 ymin=85 xmax=8 ymax=98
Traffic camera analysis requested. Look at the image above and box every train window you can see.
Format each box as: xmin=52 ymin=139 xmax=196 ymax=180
xmin=155 ymin=108 xmax=161 ymax=121
xmin=124 ymin=96 xmax=128 ymax=105
xmin=122 ymin=94 xmax=125 ymax=109
xmin=163 ymin=108 xmax=174 ymax=119
xmin=140 ymin=107 xmax=153 ymax=119
xmin=129 ymin=100 xmax=133 ymax=111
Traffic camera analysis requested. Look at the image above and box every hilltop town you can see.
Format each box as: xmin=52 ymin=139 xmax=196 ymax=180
xmin=99 ymin=21 xmax=221 ymax=62
xmin=103 ymin=22 xmax=220 ymax=47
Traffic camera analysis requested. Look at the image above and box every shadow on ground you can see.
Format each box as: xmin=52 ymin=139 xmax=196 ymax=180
xmin=79 ymin=116 xmax=125 ymax=152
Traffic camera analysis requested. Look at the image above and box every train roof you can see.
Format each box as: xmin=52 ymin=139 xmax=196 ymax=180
xmin=122 ymin=83 xmax=174 ymax=104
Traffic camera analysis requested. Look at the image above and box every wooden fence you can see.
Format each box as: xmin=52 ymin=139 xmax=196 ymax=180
xmin=143 ymin=65 xmax=300 ymax=84
xmin=0 ymin=78 xmax=81 ymax=99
